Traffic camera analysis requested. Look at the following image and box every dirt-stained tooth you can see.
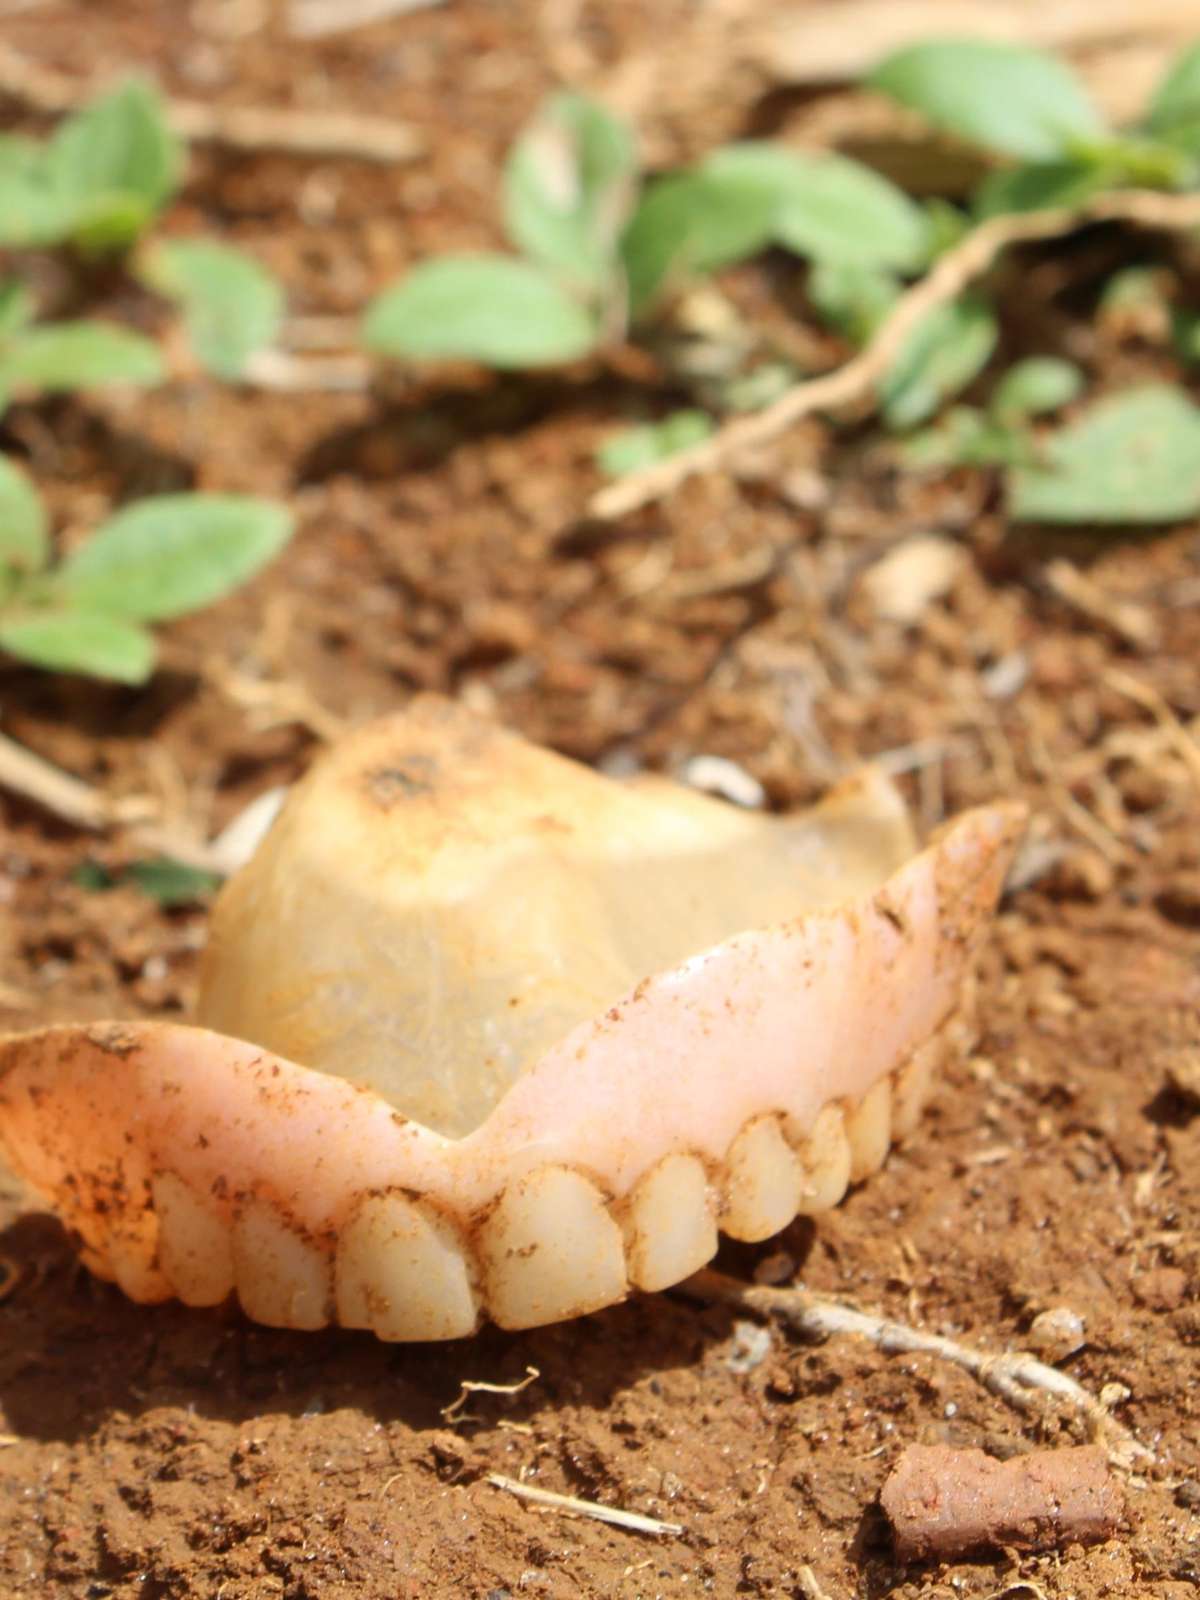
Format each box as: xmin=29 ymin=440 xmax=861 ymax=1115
xmin=722 ymin=1116 xmax=807 ymax=1242
xmin=152 ymin=1171 xmax=235 ymax=1307
xmin=892 ymin=1030 xmax=944 ymax=1142
xmin=233 ymin=1196 xmax=332 ymax=1330
xmin=479 ymin=1166 xmax=627 ymax=1330
xmin=792 ymin=1102 xmax=853 ymax=1213
xmin=844 ymin=1077 xmax=893 ymax=1183
xmin=335 ymin=1191 xmax=477 ymax=1341
xmin=623 ymin=1153 xmax=717 ymax=1292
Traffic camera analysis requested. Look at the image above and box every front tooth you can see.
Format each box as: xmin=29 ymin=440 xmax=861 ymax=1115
xmin=791 ymin=1102 xmax=852 ymax=1213
xmin=478 ymin=1165 xmax=627 ymax=1331
xmin=335 ymin=1191 xmax=477 ymax=1341
xmin=844 ymin=1076 xmax=893 ymax=1182
xmin=153 ymin=1171 xmax=235 ymax=1306
xmin=892 ymin=1031 xmax=944 ymax=1142
xmin=623 ymin=1153 xmax=716 ymax=1291
xmin=722 ymin=1116 xmax=806 ymax=1242
xmin=233 ymin=1196 xmax=332 ymax=1330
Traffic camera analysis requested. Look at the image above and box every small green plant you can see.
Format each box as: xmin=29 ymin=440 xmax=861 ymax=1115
xmin=0 ymin=278 xmax=164 ymax=419
xmin=1 ymin=80 xmax=284 ymax=382
xmin=902 ymin=356 xmax=1085 ymax=468
xmin=362 ymin=91 xmax=932 ymax=373
xmin=0 ymin=457 xmax=293 ymax=683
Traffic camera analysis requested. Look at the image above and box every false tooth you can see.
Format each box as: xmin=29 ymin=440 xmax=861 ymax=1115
xmin=335 ymin=1191 xmax=477 ymax=1341
xmin=792 ymin=1103 xmax=853 ymax=1213
xmin=478 ymin=1166 xmax=627 ymax=1331
xmin=844 ymin=1077 xmax=893 ymax=1183
xmin=152 ymin=1171 xmax=235 ymax=1306
xmin=623 ymin=1153 xmax=717 ymax=1292
xmin=721 ymin=1115 xmax=806 ymax=1242
xmin=233 ymin=1197 xmax=332 ymax=1331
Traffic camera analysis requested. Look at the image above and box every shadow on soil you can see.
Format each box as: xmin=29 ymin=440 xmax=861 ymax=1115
xmin=0 ymin=1209 xmax=817 ymax=1447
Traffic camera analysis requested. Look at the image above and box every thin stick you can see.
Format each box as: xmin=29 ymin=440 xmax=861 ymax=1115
xmin=0 ymin=41 xmax=422 ymax=163
xmin=590 ymin=189 xmax=1200 ymax=520
xmin=1103 ymin=667 xmax=1200 ymax=799
xmin=680 ymin=1270 xmax=1151 ymax=1469
xmin=486 ymin=1473 xmax=684 ymax=1537
xmin=442 ymin=1364 xmax=540 ymax=1423
xmin=0 ymin=728 xmax=151 ymax=831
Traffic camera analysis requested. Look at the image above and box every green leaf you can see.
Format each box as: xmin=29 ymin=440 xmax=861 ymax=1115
xmin=990 ymin=357 xmax=1083 ymax=423
xmin=1009 ymin=385 xmax=1200 ymax=523
xmin=704 ymin=143 xmax=929 ymax=270
xmin=0 ymin=279 xmax=35 ymax=342
xmin=869 ymin=40 xmax=1105 ymax=160
xmin=0 ymin=456 xmax=48 ymax=572
xmin=57 ymin=494 xmax=294 ymax=621
xmin=0 ymin=609 xmax=155 ymax=682
xmin=596 ymin=409 xmax=713 ymax=476
xmin=47 ymin=81 xmax=181 ymax=243
xmin=901 ymin=406 xmax=1031 ymax=470
xmin=0 ymin=322 xmax=165 ymax=392
xmin=881 ymin=296 xmax=998 ymax=429
xmin=0 ymin=136 xmax=75 ymax=247
xmin=807 ymin=261 xmax=900 ymax=345
xmin=363 ymin=255 xmax=598 ymax=368
xmin=973 ymin=160 xmax=1109 ymax=219
xmin=620 ymin=172 xmax=777 ymax=315
xmin=503 ymin=93 xmax=636 ymax=291
xmin=142 ymin=239 xmax=284 ymax=379
xmin=126 ymin=856 xmax=223 ymax=905
xmin=1147 ymin=41 xmax=1200 ymax=134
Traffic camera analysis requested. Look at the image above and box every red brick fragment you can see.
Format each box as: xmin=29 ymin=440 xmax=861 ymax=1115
xmin=881 ymin=1443 xmax=1123 ymax=1563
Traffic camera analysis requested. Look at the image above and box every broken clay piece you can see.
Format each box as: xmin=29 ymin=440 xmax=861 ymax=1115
xmin=881 ymin=1443 xmax=1124 ymax=1561
xmin=0 ymin=698 xmax=1024 ymax=1339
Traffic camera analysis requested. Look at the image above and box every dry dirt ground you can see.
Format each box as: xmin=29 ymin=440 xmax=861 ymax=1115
xmin=0 ymin=4 xmax=1198 ymax=1597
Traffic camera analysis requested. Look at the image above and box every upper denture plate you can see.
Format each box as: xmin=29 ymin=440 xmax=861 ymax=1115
xmin=623 ymin=1153 xmax=716 ymax=1292
xmin=335 ymin=1191 xmax=477 ymax=1341
xmin=721 ymin=1116 xmax=806 ymax=1242
xmin=844 ymin=1076 xmax=893 ymax=1183
xmin=233 ymin=1196 xmax=332 ymax=1330
xmin=791 ymin=1103 xmax=852 ymax=1213
xmin=152 ymin=1171 xmax=234 ymax=1306
xmin=479 ymin=1165 xmax=627 ymax=1330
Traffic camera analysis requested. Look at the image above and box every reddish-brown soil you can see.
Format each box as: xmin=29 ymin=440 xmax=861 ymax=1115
xmin=1 ymin=5 xmax=1198 ymax=1597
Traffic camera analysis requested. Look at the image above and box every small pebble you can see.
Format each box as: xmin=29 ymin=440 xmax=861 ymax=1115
xmin=1027 ymin=1306 xmax=1087 ymax=1362
xmin=725 ymin=1320 xmax=773 ymax=1374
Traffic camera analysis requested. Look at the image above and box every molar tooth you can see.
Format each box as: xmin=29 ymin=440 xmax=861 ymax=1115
xmin=105 ymin=1209 xmax=172 ymax=1304
xmin=892 ymin=1031 xmax=944 ymax=1142
xmin=232 ymin=1196 xmax=332 ymax=1330
xmin=478 ymin=1165 xmax=627 ymax=1331
xmin=844 ymin=1077 xmax=893 ymax=1183
xmin=152 ymin=1171 xmax=235 ymax=1307
xmin=790 ymin=1103 xmax=852 ymax=1213
xmin=335 ymin=1192 xmax=477 ymax=1341
xmin=721 ymin=1116 xmax=806 ymax=1242
xmin=623 ymin=1154 xmax=716 ymax=1291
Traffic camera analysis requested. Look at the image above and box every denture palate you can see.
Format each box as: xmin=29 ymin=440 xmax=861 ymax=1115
xmin=0 ymin=697 xmax=1024 ymax=1339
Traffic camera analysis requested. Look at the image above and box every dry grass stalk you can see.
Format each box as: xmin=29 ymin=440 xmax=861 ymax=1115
xmin=0 ymin=39 xmax=422 ymax=162
xmin=486 ymin=1473 xmax=684 ymax=1537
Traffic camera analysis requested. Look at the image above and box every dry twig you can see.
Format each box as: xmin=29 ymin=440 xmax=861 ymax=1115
xmin=442 ymin=1365 xmax=540 ymax=1424
xmin=1103 ymin=668 xmax=1200 ymax=800
xmin=590 ymin=189 xmax=1200 ymax=520
xmin=287 ymin=0 xmax=446 ymax=37
xmin=0 ymin=39 xmax=422 ymax=163
xmin=680 ymin=1270 xmax=1151 ymax=1470
xmin=486 ymin=1473 xmax=683 ymax=1537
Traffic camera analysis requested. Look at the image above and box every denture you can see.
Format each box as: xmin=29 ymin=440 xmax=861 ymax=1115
xmin=0 ymin=698 xmax=1024 ymax=1339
